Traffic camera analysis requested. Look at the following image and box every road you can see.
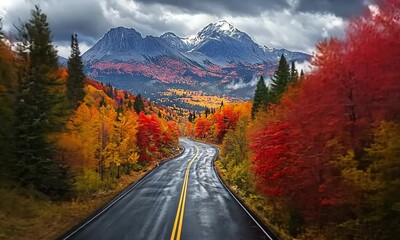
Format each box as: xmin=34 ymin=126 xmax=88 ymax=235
xmin=61 ymin=139 xmax=275 ymax=240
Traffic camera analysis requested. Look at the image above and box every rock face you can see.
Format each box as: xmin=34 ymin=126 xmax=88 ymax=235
xmin=81 ymin=20 xmax=310 ymax=105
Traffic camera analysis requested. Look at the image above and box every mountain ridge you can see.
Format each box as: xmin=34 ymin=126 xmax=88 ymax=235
xmin=83 ymin=20 xmax=309 ymax=66
xmin=81 ymin=20 xmax=310 ymax=108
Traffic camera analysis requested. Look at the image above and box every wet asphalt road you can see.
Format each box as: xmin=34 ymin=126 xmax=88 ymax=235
xmin=62 ymin=139 xmax=274 ymax=240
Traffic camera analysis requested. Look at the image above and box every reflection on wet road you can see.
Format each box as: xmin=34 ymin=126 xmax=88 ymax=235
xmin=62 ymin=139 xmax=274 ymax=240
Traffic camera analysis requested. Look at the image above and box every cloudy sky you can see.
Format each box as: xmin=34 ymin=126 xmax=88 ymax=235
xmin=0 ymin=0 xmax=373 ymax=58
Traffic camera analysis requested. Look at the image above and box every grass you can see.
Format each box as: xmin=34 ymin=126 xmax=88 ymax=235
xmin=0 ymin=145 xmax=185 ymax=239
xmin=0 ymin=166 xmax=154 ymax=240
xmin=0 ymin=146 xmax=183 ymax=239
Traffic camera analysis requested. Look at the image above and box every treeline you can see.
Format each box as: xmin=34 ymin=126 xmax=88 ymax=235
xmin=0 ymin=7 xmax=180 ymax=200
xmin=57 ymin=80 xmax=180 ymax=198
xmin=183 ymin=101 xmax=250 ymax=144
xmin=205 ymin=1 xmax=400 ymax=239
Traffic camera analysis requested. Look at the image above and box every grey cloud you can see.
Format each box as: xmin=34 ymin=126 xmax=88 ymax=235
xmin=102 ymin=0 xmax=213 ymax=37
xmin=295 ymin=0 xmax=371 ymax=18
xmin=46 ymin=0 xmax=112 ymax=44
xmin=134 ymin=0 xmax=371 ymax=18
xmin=0 ymin=0 xmax=360 ymax=57
xmin=133 ymin=0 xmax=290 ymax=16
xmin=2 ymin=0 xmax=112 ymax=45
xmin=232 ymin=9 xmax=346 ymax=54
xmin=103 ymin=0 xmax=172 ymax=35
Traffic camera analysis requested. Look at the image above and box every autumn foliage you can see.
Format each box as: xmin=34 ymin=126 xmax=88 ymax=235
xmin=249 ymin=0 xmax=400 ymax=237
xmin=194 ymin=1 xmax=400 ymax=238
xmin=186 ymin=102 xmax=251 ymax=144
xmin=55 ymin=81 xmax=180 ymax=196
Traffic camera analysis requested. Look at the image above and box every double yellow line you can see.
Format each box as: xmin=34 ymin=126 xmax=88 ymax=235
xmin=170 ymin=145 xmax=199 ymax=240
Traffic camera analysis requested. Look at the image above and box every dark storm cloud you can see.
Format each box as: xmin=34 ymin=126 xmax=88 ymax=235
xmin=296 ymin=0 xmax=370 ymax=18
xmin=0 ymin=0 xmax=368 ymax=57
xmin=134 ymin=0 xmax=290 ymax=15
xmin=134 ymin=0 xmax=371 ymax=18
xmin=2 ymin=0 xmax=111 ymax=45
xmin=46 ymin=0 xmax=112 ymax=44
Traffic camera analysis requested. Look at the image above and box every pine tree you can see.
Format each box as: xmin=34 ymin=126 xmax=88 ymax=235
xmin=99 ymin=96 xmax=107 ymax=107
xmin=127 ymin=99 xmax=132 ymax=109
xmin=0 ymin=23 xmax=18 ymax=179
xmin=0 ymin=19 xmax=4 ymax=39
xmin=14 ymin=6 xmax=72 ymax=199
xmin=290 ymin=61 xmax=299 ymax=85
xmin=133 ymin=94 xmax=144 ymax=114
xmin=67 ymin=33 xmax=85 ymax=108
xmin=188 ymin=112 xmax=193 ymax=122
xmin=105 ymin=83 xmax=114 ymax=99
xmin=205 ymin=106 xmax=211 ymax=118
xmin=270 ymin=54 xmax=290 ymax=104
xmin=251 ymin=75 xmax=270 ymax=119
xmin=300 ymin=69 xmax=305 ymax=82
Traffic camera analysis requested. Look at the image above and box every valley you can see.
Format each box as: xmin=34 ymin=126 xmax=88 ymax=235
xmin=1 ymin=1 xmax=399 ymax=240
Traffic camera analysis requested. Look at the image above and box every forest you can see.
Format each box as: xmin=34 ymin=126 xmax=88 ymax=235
xmin=186 ymin=0 xmax=400 ymax=238
xmin=0 ymin=6 xmax=180 ymax=238
xmin=1 ymin=0 xmax=399 ymax=239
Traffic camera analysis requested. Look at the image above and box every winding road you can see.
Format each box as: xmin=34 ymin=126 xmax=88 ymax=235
xmin=61 ymin=139 xmax=275 ymax=240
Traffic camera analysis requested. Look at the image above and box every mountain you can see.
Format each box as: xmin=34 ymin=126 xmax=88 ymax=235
xmin=58 ymin=56 xmax=68 ymax=66
xmin=82 ymin=20 xmax=310 ymax=108
xmin=83 ymin=27 xmax=188 ymax=63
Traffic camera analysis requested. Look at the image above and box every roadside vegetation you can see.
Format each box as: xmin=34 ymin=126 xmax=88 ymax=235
xmin=0 ymin=6 xmax=181 ymax=239
xmin=1 ymin=0 xmax=399 ymax=239
xmin=187 ymin=0 xmax=400 ymax=238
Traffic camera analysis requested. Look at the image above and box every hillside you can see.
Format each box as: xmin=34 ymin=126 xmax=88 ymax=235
xmin=81 ymin=21 xmax=310 ymax=109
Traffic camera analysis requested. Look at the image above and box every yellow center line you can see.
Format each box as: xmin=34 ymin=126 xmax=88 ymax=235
xmin=170 ymin=145 xmax=199 ymax=240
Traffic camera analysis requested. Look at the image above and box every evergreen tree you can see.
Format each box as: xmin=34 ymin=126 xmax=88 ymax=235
xmin=0 ymin=23 xmax=18 ymax=179
xmin=251 ymin=75 xmax=270 ymax=119
xmin=67 ymin=33 xmax=85 ymax=108
xmin=205 ymin=106 xmax=211 ymax=118
xmin=133 ymin=94 xmax=144 ymax=114
xmin=270 ymin=54 xmax=290 ymax=104
xmin=105 ymin=83 xmax=114 ymax=99
xmin=290 ymin=61 xmax=299 ymax=85
xmin=0 ymin=19 xmax=4 ymax=39
xmin=99 ymin=96 xmax=107 ymax=107
xmin=14 ymin=6 xmax=72 ymax=198
xmin=188 ymin=112 xmax=193 ymax=122
xmin=300 ymin=69 xmax=305 ymax=82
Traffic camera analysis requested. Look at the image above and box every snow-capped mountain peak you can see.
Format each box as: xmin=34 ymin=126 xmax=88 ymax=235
xmin=196 ymin=20 xmax=245 ymax=40
xmin=83 ymin=21 xmax=310 ymax=66
xmin=215 ymin=20 xmax=235 ymax=31
xmin=81 ymin=21 xmax=310 ymax=103
xmin=160 ymin=32 xmax=189 ymax=51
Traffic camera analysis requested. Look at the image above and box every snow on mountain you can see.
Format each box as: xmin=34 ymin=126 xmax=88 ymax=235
xmin=82 ymin=27 xmax=188 ymax=63
xmin=81 ymin=21 xmax=311 ymax=102
xmin=84 ymin=21 xmax=309 ymax=66
xmin=195 ymin=20 xmax=253 ymax=44
xmin=164 ymin=20 xmax=309 ymax=66
xmin=159 ymin=32 xmax=191 ymax=51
